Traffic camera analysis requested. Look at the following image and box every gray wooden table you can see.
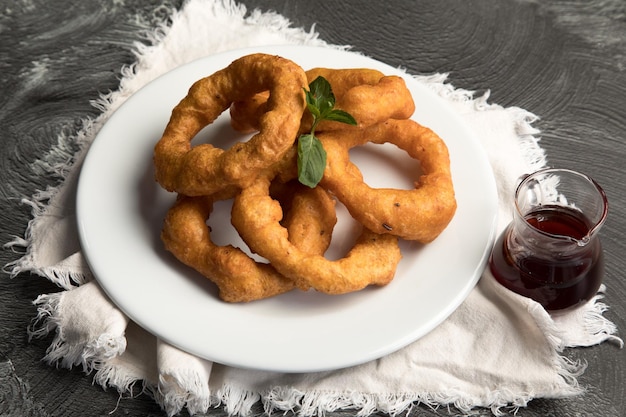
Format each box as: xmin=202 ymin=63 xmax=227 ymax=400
xmin=1 ymin=0 xmax=624 ymax=416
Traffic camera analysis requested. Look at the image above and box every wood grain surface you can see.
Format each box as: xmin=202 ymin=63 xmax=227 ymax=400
xmin=1 ymin=0 xmax=624 ymax=416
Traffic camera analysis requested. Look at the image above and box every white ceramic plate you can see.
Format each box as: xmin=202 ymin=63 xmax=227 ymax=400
xmin=77 ymin=45 xmax=498 ymax=373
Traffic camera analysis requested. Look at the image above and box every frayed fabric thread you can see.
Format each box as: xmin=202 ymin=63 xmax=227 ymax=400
xmin=216 ymin=384 xmax=262 ymax=416
xmin=579 ymin=293 xmax=623 ymax=347
xmin=261 ymin=387 xmax=546 ymax=417
xmin=29 ymin=293 xmax=127 ymax=373
xmin=157 ymin=370 xmax=212 ymax=416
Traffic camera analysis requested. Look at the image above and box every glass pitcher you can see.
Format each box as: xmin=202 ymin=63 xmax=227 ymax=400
xmin=489 ymin=168 xmax=608 ymax=312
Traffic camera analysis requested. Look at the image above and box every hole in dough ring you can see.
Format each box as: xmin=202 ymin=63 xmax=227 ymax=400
xmin=154 ymin=53 xmax=308 ymax=196
xmin=319 ymin=118 xmax=457 ymax=242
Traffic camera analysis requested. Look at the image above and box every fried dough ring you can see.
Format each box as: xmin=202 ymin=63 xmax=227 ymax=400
xmin=319 ymin=119 xmax=456 ymax=243
xmin=231 ymin=175 xmax=402 ymax=295
xmin=154 ymin=53 xmax=308 ymax=196
xmin=229 ymin=68 xmax=415 ymax=134
xmin=161 ymin=182 xmax=337 ymax=302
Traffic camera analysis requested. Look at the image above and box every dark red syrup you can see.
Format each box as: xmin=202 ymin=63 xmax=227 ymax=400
xmin=489 ymin=205 xmax=604 ymax=311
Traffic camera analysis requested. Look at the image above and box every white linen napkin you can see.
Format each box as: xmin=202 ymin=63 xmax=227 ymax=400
xmin=5 ymin=0 xmax=622 ymax=416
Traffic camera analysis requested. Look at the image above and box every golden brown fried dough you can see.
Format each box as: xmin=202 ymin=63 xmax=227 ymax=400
xmin=156 ymin=55 xmax=456 ymax=301
xmin=229 ymin=68 xmax=415 ymax=134
xmin=161 ymin=181 xmax=336 ymax=302
xmin=319 ymin=119 xmax=457 ymax=242
xmin=231 ymin=176 xmax=402 ymax=295
xmin=154 ymin=53 xmax=308 ymax=196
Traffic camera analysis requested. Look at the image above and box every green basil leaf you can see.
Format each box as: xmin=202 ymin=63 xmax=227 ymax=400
xmin=297 ymin=133 xmax=327 ymax=188
xmin=324 ymin=109 xmax=358 ymax=125
xmin=309 ymin=76 xmax=335 ymax=109
xmin=296 ymin=76 xmax=356 ymax=187
xmin=318 ymin=98 xmax=335 ymax=117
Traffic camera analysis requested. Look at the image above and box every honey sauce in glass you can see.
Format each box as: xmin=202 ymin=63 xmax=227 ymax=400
xmin=489 ymin=169 xmax=608 ymax=312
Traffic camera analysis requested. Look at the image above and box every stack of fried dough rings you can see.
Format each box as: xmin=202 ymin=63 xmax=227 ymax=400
xmin=153 ymin=53 xmax=457 ymax=303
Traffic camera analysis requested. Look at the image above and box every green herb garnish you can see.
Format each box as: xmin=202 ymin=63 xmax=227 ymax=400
xmin=297 ymin=76 xmax=357 ymax=187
